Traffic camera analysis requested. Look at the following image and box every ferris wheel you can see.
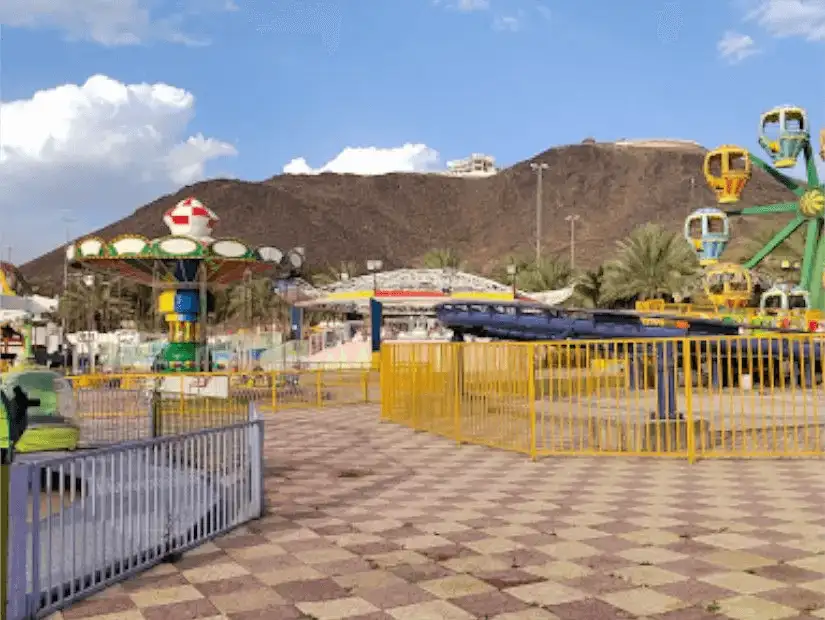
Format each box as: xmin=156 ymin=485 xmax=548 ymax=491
xmin=685 ymin=105 xmax=825 ymax=311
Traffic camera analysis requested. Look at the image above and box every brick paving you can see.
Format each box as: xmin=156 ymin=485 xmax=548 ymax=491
xmin=48 ymin=404 xmax=825 ymax=619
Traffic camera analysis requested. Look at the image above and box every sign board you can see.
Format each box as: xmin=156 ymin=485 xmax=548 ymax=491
xmin=158 ymin=375 xmax=229 ymax=399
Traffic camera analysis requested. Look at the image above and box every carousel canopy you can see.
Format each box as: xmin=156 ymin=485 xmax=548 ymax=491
xmin=65 ymin=197 xmax=305 ymax=287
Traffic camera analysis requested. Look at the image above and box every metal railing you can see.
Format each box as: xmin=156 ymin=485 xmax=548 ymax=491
xmin=5 ymin=412 xmax=263 ymax=619
xmin=68 ymin=368 xmax=378 ymax=446
xmin=381 ymin=336 xmax=825 ymax=461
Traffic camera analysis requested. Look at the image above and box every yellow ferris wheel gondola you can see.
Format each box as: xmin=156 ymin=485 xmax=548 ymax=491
xmin=703 ymin=145 xmax=752 ymax=204
xmin=703 ymin=263 xmax=753 ymax=309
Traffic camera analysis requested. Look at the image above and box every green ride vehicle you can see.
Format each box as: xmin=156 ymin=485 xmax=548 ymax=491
xmin=0 ymin=369 xmax=79 ymax=452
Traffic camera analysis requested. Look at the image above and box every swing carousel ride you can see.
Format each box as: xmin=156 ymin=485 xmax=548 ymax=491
xmin=65 ymin=197 xmax=305 ymax=371
xmin=677 ymin=104 xmax=825 ymax=331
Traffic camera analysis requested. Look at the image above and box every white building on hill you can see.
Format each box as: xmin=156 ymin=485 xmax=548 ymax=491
xmin=445 ymin=153 xmax=497 ymax=177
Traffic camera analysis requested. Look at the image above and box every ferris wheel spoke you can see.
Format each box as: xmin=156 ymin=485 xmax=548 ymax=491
xmin=800 ymin=218 xmax=821 ymax=290
xmin=743 ymin=215 xmax=805 ymax=269
xmin=804 ymin=141 xmax=822 ymax=187
xmin=729 ymin=202 xmax=798 ymax=215
xmin=748 ymin=152 xmax=806 ymax=196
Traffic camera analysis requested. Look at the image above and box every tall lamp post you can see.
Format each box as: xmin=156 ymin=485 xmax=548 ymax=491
xmin=366 ymin=259 xmax=383 ymax=294
xmin=565 ymin=214 xmax=580 ymax=269
xmin=506 ymin=263 xmax=518 ymax=299
xmin=530 ymin=162 xmax=549 ymax=264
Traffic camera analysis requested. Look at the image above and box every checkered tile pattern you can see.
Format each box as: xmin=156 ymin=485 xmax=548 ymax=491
xmin=48 ymin=405 xmax=825 ymax=619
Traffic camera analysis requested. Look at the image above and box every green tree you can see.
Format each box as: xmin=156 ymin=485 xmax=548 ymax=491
xmin=57 ymin=277 xmax=134 ymax=332
xmin=422 ymin=248 xmax=463 ymax=270
xmin=600 ymin=223 xmax=700 ymax=305
xmin=571 ymin=267 xmax=605 ymax=308
xmin=310 ymin=261 xmax=362 ymax=286
xmin=225 ymin=277 xmax=286 ymax=325
xmin=492 ymin=255 xmax=573 ymax=292
xmin=519 ymin=257 xmax=574 ymax=292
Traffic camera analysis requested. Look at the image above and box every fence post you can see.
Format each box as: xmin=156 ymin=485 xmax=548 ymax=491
xmin=362 ymin=371 xmax=370 ymax=404
xmin=528 ymin=344 xmax=537 ymax=461
xmin=6 ymin=464 xmax=31 ymax=620
xmin=248 ymin=402 xmax=264 ymax=518
xmin=0 ymin=451 xmax=7 ymax=620
xmin=150 ymin=379 xmax=161 ymax=439
xmin=315 ymin=370 xmax=323 ymax=407
xmin=453 ymin=343 xmax=461 ymax=444
xmin=379 ymin=346 xmax=391 ymax=421
xmin=683 ymin=339 xmax=696 ymax=464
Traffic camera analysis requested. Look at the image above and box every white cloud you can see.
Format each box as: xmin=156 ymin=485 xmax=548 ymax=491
xmin=282 ymin=144 xmax=441 ymax=175
xmin=493 ymin=13 xmax=523 ymax=32
xmin=717 ymin=30 xmax=759 ymax=62
xmin=457 ymin=0 xmax=490 ymax=10
xmin=0 ymin=0 xmax=233 ymax=46
xmin=1 ymin=75 xmax=236 ymax=262
xmin=432 ymin=0 xmax=490 ymax=11
xmin=745 ymin=0 xmax=825 ymax=39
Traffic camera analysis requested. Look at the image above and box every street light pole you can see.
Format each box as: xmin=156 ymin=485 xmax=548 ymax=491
xmin=565 ymin=214 xmax=580 ymax=268
xmin=366 ymin=260 xmax=383 ymax=294
xmin=506 ymin=263 xmax=518 ymax=299
xmin=60 ymin=212 xmax=74 ymax=369
xmin=530 ymin=162 xmax=549 ymax=264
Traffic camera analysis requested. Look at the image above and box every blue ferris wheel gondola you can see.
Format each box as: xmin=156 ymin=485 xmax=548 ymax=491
xmin=684 ymin=207 xmax=731 ymax=266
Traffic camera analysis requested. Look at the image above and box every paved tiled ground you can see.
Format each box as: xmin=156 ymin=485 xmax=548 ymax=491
xmin=50 ymin=405 xmax=825 ymax=619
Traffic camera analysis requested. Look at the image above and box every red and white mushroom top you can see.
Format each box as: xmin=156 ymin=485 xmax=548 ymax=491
xmin=163 ymin=197 xmax=219 ymax=240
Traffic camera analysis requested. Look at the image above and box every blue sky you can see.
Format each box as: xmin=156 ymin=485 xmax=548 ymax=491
xmin=1 ymin=0 xmax=825 ymax=260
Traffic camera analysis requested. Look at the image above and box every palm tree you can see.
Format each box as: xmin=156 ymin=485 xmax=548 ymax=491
xmin=57 ymin=277 xmax=133 ymax=332
xmin=493 ymin=255 xmax=573 ymax=292
xmin=600 ymin=223 xmax=701 ymax=305
xmin=311 ymin=261 xmax=362 ymax=286
xmin=519 ymin=257 xmax=574 ymax=292
xmin=572 ymin=267 xmax=605 ymax=308
xmin=225 ymin=277 xmax=286 ymax=326
xmin=422 ymin=248 xmax=463 ymax=270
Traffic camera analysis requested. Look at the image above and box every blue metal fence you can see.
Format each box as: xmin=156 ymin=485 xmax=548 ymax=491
xmin=4 ymin=406 xmax=264 ymax=619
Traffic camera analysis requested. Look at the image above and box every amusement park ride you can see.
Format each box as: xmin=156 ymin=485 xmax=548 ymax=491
xmin=437 ymin=104 xmax=825 ymax=344
xmin=683 ymin=104 xmax=825 ymax=327
xmin=65 ymin=198 xmax=305 ymax=372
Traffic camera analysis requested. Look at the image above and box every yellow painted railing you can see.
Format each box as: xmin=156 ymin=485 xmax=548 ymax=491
xmin=69 ymin=367 xmax=379 ymax=427
xmin=381 ymin=336 xmax=825 ymax=461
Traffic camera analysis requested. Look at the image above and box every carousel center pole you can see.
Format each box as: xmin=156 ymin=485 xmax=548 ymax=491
xmin=199 ymin=262 xmax=208 ymax=371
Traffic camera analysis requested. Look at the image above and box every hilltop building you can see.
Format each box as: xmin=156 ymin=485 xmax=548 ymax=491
xmin=445 ymin=153 xmax=497 ymax=177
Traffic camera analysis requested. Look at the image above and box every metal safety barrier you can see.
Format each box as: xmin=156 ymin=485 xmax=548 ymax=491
xmin=381 ymin=335 xmax=825 ymax=461
xmin=3 ymin=410 xmax=264 ymax=619
xmin=68 ymin=368 xmax=378 ymax=446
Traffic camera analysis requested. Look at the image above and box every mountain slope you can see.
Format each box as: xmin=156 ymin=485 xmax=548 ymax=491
xmin=20 ymin=140 xmax=796 ymax=284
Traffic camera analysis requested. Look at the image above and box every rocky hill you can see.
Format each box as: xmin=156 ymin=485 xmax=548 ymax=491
xmin=20 ymin=140 xmax=796 ymax=285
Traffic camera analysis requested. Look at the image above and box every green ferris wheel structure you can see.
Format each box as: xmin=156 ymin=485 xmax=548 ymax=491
xmin=702 ymin=104 xmax=825 ymax=310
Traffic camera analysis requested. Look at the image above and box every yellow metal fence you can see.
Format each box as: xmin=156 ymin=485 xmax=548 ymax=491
xmin=69 ymin=367 xmax=379 ymax=445
xmin=381 ymin=337 xmax=825 ymax=461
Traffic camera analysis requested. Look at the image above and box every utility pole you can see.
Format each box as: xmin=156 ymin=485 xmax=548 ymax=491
xmin=60 ymin=212 xmax=74 ymax=369
xmin=530 ymin=162 xmax=549 ymax=264
xmin=565 ymin=214 xmax=580 ymax=269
